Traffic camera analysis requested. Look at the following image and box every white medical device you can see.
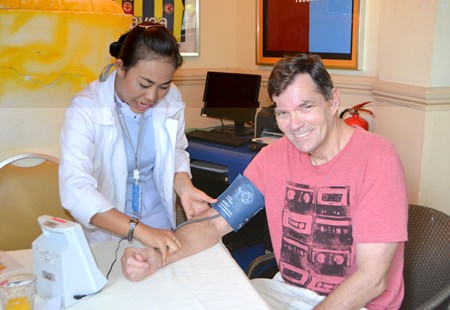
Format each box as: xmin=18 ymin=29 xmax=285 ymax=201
xmin=32 ymin=215 xmax=107 ymax=307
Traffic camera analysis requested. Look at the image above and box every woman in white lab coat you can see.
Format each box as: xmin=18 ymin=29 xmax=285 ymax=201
xmin=59 ymin=22 xmax=215 ymax=262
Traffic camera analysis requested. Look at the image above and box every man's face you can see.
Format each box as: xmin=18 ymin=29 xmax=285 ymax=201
xmin=273 ymin=74 xmax=339 ymax=160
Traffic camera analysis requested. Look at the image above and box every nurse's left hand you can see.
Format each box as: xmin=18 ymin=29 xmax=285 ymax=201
xmin=180 ymin=186 xmax=217 ymax=220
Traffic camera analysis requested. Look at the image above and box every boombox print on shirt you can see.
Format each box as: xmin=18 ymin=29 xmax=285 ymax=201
xmin=280 ymin=181 xmax=353 ymax=295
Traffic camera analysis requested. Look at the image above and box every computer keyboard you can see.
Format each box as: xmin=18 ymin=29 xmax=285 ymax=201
xmin=186 ymin=129 xmax=252 ymax=147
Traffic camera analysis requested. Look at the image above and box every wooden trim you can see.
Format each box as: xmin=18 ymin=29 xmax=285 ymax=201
xmin=174 ymin=68 xmax=450 ymax=110
xmin=256 ymin=0 xmax=360 ymax=69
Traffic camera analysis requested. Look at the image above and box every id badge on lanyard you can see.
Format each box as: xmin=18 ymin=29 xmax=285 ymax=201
xmin=116 ymin=100 xmax=145 ymax=218
xmin=131 ymin=168 xmax=142 ymax=217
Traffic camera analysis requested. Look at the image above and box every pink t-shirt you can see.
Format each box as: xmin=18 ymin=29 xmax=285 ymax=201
xmin=244 ymin=127 xmax=408 ymax=309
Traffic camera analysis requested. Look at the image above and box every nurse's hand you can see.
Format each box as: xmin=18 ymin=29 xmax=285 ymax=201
xmin=174 ymin=172 xmax=217 ymax=220
xmin=179 ymin=186 xmax=217 ymax=220
xmin=136 ymin=226 xmax=181 ymax=265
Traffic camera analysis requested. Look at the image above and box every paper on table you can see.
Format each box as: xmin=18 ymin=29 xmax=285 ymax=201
xmin=34 ymin=296 xmax=62 ymax=310
xmin=0 ymin=251 xmax=23 ymax=274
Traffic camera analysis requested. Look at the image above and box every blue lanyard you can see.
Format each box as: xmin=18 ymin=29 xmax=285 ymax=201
xmin=114 ymin=100 xmax=145 ymax=185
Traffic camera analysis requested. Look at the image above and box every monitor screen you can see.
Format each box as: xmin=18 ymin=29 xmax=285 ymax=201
xmin=201 ymin=71 xmax=262 ymax=135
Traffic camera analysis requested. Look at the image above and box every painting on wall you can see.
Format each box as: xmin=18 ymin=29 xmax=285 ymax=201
xmin=117 ymin=0 xmax=199 ymax=56
xmin=257 ymin=0 xmax=360 ymax=69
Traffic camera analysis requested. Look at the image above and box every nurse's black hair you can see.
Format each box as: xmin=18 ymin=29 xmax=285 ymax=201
xmin=109 ymin=22 xmax=183 ymax=71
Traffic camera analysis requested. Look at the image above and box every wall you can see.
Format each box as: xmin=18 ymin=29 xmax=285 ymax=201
xmin=176 ymin=0 xmax=450 ymax=215
xmin=0 ymin=6 xmax=131 ymax=160
xmin=1 ymin=0 xmax=449 ymax=214
xmin=373 ymin=0 xmax=450 ymax=215
xmin=420 ymin=0 xmax=450 ymax=211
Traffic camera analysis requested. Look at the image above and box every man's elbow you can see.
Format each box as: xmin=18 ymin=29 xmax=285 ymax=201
xmin=370 ymin=273 xmax=389 ymax=299
xmin=195 ymin=207 xmax=233 ymax=237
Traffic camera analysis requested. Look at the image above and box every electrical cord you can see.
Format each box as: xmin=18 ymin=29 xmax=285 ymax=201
xmin=105 ymin=237 xmax=127 ymax=279
xmin=73 ymin=237 xmax=126 ymax=300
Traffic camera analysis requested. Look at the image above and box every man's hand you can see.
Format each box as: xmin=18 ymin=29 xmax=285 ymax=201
xmin=121 ymin=247 xmax=163 ymax=282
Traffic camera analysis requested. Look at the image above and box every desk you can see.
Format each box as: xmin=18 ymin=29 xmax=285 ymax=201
xmin=3 ymin=242 xmax=269 ymax=309
xmin=187 ymin=139 xmax=257 ymax=184
xmin=187 ymin=139 xmax=271 ymax=271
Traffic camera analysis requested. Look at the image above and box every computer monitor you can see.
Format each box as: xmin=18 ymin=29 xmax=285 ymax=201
xmin=201 ymin=71 xmax=262 ymax=136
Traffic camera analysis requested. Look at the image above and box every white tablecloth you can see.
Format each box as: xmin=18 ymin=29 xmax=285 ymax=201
xmin=3 ymin=241 xmax=270 ymax=309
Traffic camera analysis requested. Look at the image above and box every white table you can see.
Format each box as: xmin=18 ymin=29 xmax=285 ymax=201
xmin=4 ymin=241 xmax=270 ymax=309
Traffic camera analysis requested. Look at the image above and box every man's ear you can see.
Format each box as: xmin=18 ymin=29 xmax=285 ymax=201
xmin=330 ymin=88 xmax=341 ymax=115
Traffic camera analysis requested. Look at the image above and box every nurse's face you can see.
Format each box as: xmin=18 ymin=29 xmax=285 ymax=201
xmin=115 ymin=58 xmax=176 ymax=113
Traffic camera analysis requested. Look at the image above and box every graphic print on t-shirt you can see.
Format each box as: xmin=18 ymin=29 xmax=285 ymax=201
xmin=279 ymin=181 xmax=353 ymax=295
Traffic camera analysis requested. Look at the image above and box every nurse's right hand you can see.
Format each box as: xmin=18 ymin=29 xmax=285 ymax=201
xmin=135 ymin=226 xmax=181 ymax=265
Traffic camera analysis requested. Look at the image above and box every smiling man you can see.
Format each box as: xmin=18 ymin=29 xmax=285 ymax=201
xmin=121 ymin=54 xmax=408 ymax=310
xmin=245 ymin=54 xmax=408 ymax=309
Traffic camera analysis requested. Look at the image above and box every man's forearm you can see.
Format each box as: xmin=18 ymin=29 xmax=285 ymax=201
xmin=121 ymin=207 xmax=233 ymax=282
xmin=166 ymin=207 xmax=233 ymax=265
xmin=314 ymin=270 xmax=385 ymax=310
xmin=315 ymin=242 xmax=398 ymax=309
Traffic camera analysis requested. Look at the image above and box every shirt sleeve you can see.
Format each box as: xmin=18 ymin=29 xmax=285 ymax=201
xmin=352 ymin=142 xmax=408 ymax=243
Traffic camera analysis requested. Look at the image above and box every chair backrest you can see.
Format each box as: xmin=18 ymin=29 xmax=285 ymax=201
xmin=0 ymin=153 xmax=73 ymax=251
xmin=401 ymin=204 xmax=450 ymax=310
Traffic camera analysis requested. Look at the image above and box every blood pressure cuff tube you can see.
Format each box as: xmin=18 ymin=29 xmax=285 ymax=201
xmin=211 ymin=174 xmax=265 ymax=232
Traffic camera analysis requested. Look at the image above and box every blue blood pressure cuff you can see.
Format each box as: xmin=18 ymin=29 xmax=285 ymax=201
xmin=211 ymin=174 xmax=265 ymax=232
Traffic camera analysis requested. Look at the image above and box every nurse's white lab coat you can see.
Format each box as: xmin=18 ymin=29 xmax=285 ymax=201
xmin=59 ymin=71 xmax=191 ymax=243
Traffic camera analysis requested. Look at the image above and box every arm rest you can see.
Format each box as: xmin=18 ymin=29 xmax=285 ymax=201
xmin=416 ymin=283 xmax=450 ymax=310
xmin=246 ymin=252 xmax=278 ymax=279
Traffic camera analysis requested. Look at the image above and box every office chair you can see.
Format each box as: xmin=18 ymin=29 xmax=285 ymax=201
xmin=0 ymin=153 xmax=73 ymax=251
xmin=400 ymin=204 xmax=450 ymax=310
xmin=247 ymin=204 xmax=450 ymax=310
